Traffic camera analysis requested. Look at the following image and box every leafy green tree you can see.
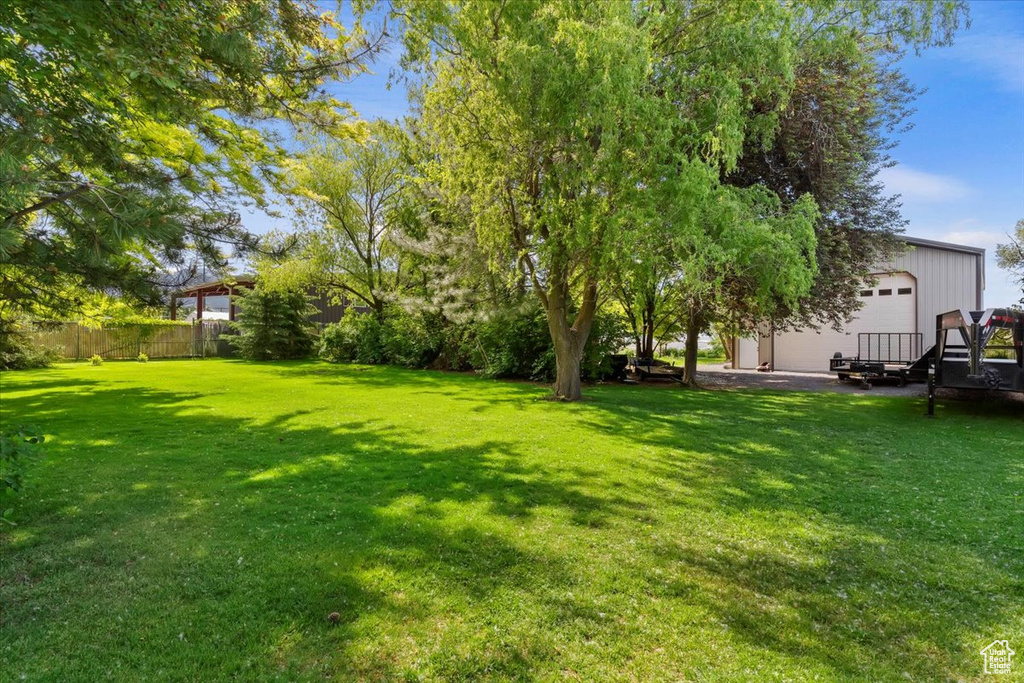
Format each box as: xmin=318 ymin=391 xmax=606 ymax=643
xmin=677 ymin=188 xmax=820 ymax=383
xmin=996 ymin=219 xmax=1024 ymax=305
xmin=614 ymin=239 xmax=687 ymax=360
xmin=258 ymin=122 xmax=408 ymax=319
xmin=651 ymin=0 xmax=967 ymax=382
xmin=726 ymin=33 xmax=919 ymax=332
xmin=384 ymin=0 xmax=968 ymax=398
xmin=395 ymin=0 xmax=799 ymax=400
xmin=0 ymin=0 xmax=376 ymax=329
xmin=229 ymin=288 xmax=318 ymax=360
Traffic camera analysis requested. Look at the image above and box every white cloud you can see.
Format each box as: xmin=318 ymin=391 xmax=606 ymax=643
xmin=878 ymin=166 xmax=972 ymax=202
xmin=933 ymin=219 xmax=1016 ymax=251
xmin=948 ymin=33 xmax=1024 ymax=94
xmin=940 ymin=230 xmax=1005 ymax=248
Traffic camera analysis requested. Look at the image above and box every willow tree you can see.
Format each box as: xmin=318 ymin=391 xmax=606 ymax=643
xmin=392 ymin=0 xmax=814 ymax=400
xmin=258 ymin=122 xmax=409 ymax=319
xmin=677 ymin=187 xmax=820 ymax=383
xmin=645 ymin=0 xmax=968 ymax=382
xmin=390 ymin=2 xmax=660 ymax=399
xmin=614 ymin=239 xmax=687 ymax=360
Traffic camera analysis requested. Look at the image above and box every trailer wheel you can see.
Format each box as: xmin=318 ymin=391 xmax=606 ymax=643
xmin=838 ymin=373 xmax=850 ymax=381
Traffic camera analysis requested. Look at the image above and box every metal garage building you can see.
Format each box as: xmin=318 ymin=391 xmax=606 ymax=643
xmin=733 ymin=236 xmax=986 ymax=372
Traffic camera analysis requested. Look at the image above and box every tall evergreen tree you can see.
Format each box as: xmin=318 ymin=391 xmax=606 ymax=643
xmin=229 ymin=288 xmax=318 ymax=360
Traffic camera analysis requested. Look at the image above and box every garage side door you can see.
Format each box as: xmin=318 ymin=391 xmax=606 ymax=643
xmin=773 ymin=273 xmax=917 ymax=372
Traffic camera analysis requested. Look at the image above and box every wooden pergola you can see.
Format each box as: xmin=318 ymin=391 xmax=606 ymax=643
xmin=171 ymin=276 xmax=255 ymax=321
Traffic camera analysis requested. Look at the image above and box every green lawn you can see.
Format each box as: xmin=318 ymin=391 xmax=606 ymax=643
xmin=1 ymin=360 xmax=1022 ymax=682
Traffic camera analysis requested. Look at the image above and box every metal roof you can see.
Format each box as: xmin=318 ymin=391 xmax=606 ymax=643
xmin=901 ymin=235 xmax=986 ymax=257
xmin=177 ymin=274 xmax=256 ymax=296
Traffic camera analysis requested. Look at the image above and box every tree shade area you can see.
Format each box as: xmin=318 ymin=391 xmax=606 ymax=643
xmin=1 ymin=360 xmax=1022 ymax=680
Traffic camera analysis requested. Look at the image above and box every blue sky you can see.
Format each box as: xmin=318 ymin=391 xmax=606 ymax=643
xmin=879 ymin=0 xmax=1024 ymax=306
xmin=244 ymin=1 xmax=1024 ymax=305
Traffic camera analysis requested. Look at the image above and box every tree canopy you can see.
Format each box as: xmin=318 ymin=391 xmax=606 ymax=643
xmin=996 ymin=219 xmax=1024 ymax=306
xmin=393 ymin=0 xmax=819 ymax=398
xmin=0 ymin=0 xmax=376 ymax=323
xmin=258 ymin=122 xmax=410 ymax=318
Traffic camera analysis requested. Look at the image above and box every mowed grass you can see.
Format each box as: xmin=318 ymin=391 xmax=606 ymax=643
xmin=1 ymin=360 xmax=1022 ymax=682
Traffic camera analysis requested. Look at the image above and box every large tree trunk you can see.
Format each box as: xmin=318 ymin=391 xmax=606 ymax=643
xmin=717 ymin=328 xmax=733 ymax=364
xmin=683 ymin=302 xmax=704 ymax=385
xmin=543 ymin=273 xmax=598 ymax=401
xmin=551 ymin=328 xmax=585 ymax=400
xmin=640 ymin=293 xmax=655 ymax=359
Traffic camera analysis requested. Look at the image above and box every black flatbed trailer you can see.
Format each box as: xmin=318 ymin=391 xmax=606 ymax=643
xmin=628 ymin=357 xmax=685 ymax=383
xmin=899 ymin=345 xmax=935 ymax=384
xmin=927 ymin=307 xmax=1024 ymax=414
xmin=829 ymin=332 xmax=923 ymax=388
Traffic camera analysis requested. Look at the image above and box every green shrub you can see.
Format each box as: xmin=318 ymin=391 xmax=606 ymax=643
xmin=229 ymin=288 xmax=318 ymax=360
xmin=137 ymin=352 xmax=149 ymax=363
xmin=1 ymin=425 xmax=45 ymax=525
xmin=472 ymin=305 xmax=555 ymax=380
xmin=0 ymin=318 xmax=59 ymax=371
xmin=319 ymin=314 xmax=358 ymax=363
xmin=89 ymin=354 xmax=103 ymax=366
xmin=381 ymin=308 xmax=444 ymax=368
xmin=580 ymin=312 xmax=629 ymax=381
xmin=320 ymin=309 xmax=387 ymax=364
xmin=426 ymin=317 xmax=476 ymax=371
xmin=320 ymin=301 xmax=626 ymax=382
xmin=473 ymin=303 xmax=626 ymax=382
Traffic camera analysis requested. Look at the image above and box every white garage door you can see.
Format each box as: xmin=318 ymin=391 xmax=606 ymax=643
xmin=772 ymin=272 xmax=917 ymax=372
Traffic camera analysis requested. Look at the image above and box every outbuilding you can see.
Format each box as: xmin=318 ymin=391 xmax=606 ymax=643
xmin=733 ymin=236 xmax=986 ymax=372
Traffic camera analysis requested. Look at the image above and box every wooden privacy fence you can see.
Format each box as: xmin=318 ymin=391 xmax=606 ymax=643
xmin=30 ymin=322 xmax=234 ymax=360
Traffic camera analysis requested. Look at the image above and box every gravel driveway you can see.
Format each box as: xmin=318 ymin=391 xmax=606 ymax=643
xmin=690 ymin=363 xmax=1024 ymax=405
xmin=694 ymin=363 xmax=925 ymax=395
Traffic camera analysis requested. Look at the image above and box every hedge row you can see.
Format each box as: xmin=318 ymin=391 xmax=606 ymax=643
xmin=319 ymin=304 xmax=625 ymax=382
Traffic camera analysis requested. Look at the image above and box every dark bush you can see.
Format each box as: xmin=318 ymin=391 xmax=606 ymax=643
xmin=0 ymin=318 xmax=59 ymax=371
xmin=319 ymin=301 xmax=627 ymax=382
xmin=320 ymin=309 xmax=387 ymax=364
xmin=381 ymin=308 xmax=442 ymax=368
xmin=470 ymin=303 xmax=626 ymax=381
xmin=472 ymin=304 xmax=554 ymax=380
xmin=580 ymin=311 xmax=629 ymax=381
xmin=229 ymin=288 xmax=318 ymax=360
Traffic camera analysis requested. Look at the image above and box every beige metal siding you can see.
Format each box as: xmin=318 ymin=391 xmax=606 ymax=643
xmin=760 ymin=241 xmax=982 ymax=372
xmin=773 ymin=272 xmax=917 ymax=372
xmin=736 ymin=335 xmax=759 ymax=369
xmin=889 ymin=246 xmax=982 ymax=337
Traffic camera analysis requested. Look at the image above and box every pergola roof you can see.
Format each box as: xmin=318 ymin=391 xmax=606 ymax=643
xmin=177 ymin=275 xmax=255 ymax=298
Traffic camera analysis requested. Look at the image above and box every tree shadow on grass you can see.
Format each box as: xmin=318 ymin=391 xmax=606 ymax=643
xmin=4 ymin=367 xmax=1022 ymax=680
xmin=573 ymin=385 xmax=1024 ymax=679
xmin=0 ymin=373 xmax=102 ymax=400
xmin=252 ymin=360 xmax=554 ymax=412
xmin=0 ymin=381 xmax=617 ymax=681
